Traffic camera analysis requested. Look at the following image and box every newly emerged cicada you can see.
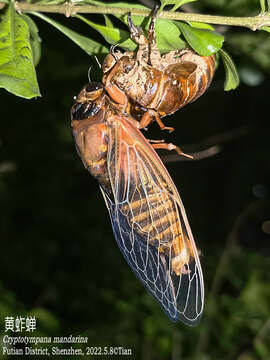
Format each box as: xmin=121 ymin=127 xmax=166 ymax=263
xmin=102 ymin=7 xmax=216 ymax=133
xmin=71 ymin=83 xmax=204 ymax=325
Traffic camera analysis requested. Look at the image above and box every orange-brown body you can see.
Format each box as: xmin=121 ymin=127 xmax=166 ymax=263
xmin=71 ymin=84 xmax=111 ymax=193
xmin=71 ymin=83 xmax=193 ymax=271
xmin=71 ymin=82 xmax=204 ymax=324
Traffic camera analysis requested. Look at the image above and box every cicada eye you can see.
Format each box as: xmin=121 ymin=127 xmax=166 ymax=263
xmin=71 ymin=102 xmax=100 ymax=121
xmin=85 ymin=82 xmax=103 ymax=93
xmin=84 ymin=82 xmax=104 ymax=100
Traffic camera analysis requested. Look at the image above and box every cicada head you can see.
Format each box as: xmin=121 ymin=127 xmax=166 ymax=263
xmin=102 ymin=53 xmax=117 ymax=74
xmin=77 ymin=82 xmax=103 ymax=102
xmin=103 ymin=53 xmax=136 ymax=76
xmin=71 ymin=82 xmax=105 ymax=122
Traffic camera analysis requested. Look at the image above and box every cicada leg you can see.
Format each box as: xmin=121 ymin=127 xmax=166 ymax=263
xmin=127 ymin=13 xmax=148 ymax=64
xmin=127 ymin=6 xmax=162 ymax=66
xmin=147 ymin=139 xmax=165 ymax=143
xmin=151 ymin=142 xmax=194 ymax=159
xmin=139 ymin=109 xmax=175 ymax=133
xmin=147 ymin=5 xmax=162 ymax=67
xmin=154 ymin=113 xmax=175 ymax=133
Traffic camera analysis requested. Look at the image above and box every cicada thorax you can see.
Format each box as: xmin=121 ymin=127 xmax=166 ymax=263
xmin=71 ymin=82 xmax=111 ymax=194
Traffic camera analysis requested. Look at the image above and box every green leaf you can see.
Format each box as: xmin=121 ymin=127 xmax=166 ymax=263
xmin=152 ymin=19 xmax=186 ymax=53
xmin=259 ymin=0 xmax=270 ymax=12
xmin=117 ymin=38 xmax=138 ymax=52
xmin=30 ymin=12 xmax=108 ymax=56
xmin=160 ymin=0 xmax=197 ymax=11
xmin=74 ymin=2 xmax=147 ymax=51
xmin=83 ymin=1 xmax=149 ymax=27
xmin=219 ymin=49 xmax=240 ymax=91
xmin=21 ymin=14 xmax=41 ymax=67
xmin=121 ymin=18 xmax=186 ymax=53
xmin=75 ymin=14 xmax=129 ymax=45
xmin=122 ymin=15 xmax=187 ymax=53
xmin=104 ymin=15 xmax=114 ymax=29
xmin=187 ymin=21 xmax=214 ymax=31
xmin=81 ymin=0 xmax=186 ymax=53
xmin=260 ymin=26 xmax=270 ymax=33
xmin=85 ymin=0 xmax=149 ymax=31
xmin=80 ymin=2 xmax=186 ymax=53
xmin=0 ymin=2 xmax=40 ymax=99
xmin=260 ymin=0 xmax=266 ymax=12
xmin=175 ymin=21 xmax=224 ymax=56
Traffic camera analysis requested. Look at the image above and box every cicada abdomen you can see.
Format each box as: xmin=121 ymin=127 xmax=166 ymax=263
xmin=119 ymin=160 xmax=193 ymax=276
xmin=159 ymin=49 xmax=216 ymax=113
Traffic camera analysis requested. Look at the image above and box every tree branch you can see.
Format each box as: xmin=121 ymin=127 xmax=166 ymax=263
xmin=0 ymin=2 xmax=269 ymax=31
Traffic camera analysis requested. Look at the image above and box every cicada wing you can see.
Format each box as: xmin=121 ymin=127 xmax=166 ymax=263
xmin=103 ymin=113 xmax=204 ymax=325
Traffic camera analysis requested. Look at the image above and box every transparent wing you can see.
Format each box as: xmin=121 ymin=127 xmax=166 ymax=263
xmin=102 ymin=113 xmax=204 ymax=325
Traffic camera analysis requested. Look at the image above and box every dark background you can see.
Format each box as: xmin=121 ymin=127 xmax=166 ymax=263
xmin=0 ymin=1 xmax=270 ymax=359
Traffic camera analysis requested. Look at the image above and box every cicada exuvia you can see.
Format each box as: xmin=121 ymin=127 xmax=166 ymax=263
xmin=102 ymin=7 xmax=216 ymax=133
xmin=71 ymin=83 xmax=204 ymax=325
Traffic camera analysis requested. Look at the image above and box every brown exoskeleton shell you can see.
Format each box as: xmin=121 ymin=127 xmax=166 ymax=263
xmin=102 ymin=9 xmax=216 ymax=132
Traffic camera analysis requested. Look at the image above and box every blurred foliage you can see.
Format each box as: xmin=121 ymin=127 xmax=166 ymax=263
xmin=0 ymin=0 xmax=270 ymax=359
xmin=196 ymin=0 xmax=270 ymax=86
xmin=200 ymin=0 xmax=261 ymax=16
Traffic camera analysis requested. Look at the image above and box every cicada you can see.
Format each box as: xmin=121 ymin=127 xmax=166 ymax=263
xmin=71 ymin=82 xmax=204 ymax=325
xmin=102 ymin=7 xmax=216 ymax=133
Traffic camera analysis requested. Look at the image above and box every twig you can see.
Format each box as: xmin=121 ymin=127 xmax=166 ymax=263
xmin=0 ymin=2 xmax=267 ymax=30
